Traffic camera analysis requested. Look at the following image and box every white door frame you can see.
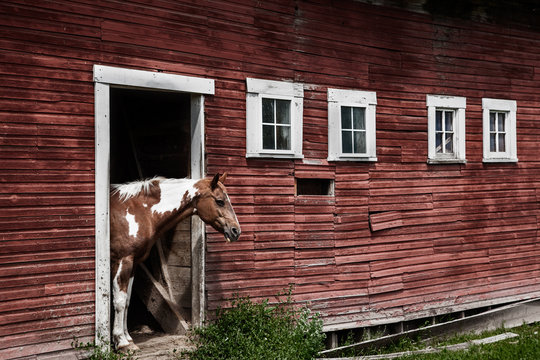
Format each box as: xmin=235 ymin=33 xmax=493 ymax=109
xmin=93 ymin=65 xmax=214 ymax=344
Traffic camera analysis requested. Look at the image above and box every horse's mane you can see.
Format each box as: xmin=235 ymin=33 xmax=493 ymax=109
xmin=111 ymin=177 xmax=198 ymax=202
xmin=111 ymin=176 xmax=165 ymax=202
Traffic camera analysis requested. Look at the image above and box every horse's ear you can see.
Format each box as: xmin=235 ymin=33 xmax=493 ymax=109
xmin=210 ymin=173 xmax=220 ymax=190
xmin=219 ymin=172 xmax=227 ymax=184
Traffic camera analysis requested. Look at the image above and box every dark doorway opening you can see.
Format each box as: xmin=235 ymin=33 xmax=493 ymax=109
xmin=110 ymin=87 xmax=191 ymax=183
xmin=109 ymin=87 xmax=192 ymax=338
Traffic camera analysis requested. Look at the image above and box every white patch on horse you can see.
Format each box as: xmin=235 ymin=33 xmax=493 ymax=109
xmin=125 ymin=209 xmax=139 ymax=238
xmin=151 ymin=178 xmax=199 ymax=215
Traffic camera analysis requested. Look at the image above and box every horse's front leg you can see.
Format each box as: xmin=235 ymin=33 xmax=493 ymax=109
xmin=112 ymin=257 xmax=139 ymax=351
xmin=124 ymin=275 xmax=135 ymax=345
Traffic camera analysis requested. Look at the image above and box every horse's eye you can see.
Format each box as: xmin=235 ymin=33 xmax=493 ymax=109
xmin=215 ymin=199 xmax=225 ymax=207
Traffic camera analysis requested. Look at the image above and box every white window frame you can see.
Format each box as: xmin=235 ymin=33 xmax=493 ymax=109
xmin=482 ymin=98 xmax=517 ymax=163
xmin=427 ymin=95 xmax=467 ymax=164
xmin=327 ymin=88 xmax=377 ymax=161
xmin=246 ymin=78 xmax=303 ymax=158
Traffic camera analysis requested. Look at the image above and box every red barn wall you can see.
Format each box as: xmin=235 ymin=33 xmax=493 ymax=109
xmin=1 ymin=0 xmax=540 ymax=357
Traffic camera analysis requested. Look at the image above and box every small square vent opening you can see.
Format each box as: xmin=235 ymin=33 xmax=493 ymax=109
xmin=296 ymin=178 xmax=334 ymax=196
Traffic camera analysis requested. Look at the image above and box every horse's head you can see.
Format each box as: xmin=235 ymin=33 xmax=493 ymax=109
xmin=195 ymin=173 xmax=241 ymax=242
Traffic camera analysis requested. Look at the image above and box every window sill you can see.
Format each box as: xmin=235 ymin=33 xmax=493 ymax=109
xmin=427 ymin=158 xmax=467 ymax=164
xmin=483 ymin=158 xmax=518 ymax=163
xmin=328 ymin=156 xmax=377 ymax=162
xmin=246 ymin=152 xmax=304 ymax=159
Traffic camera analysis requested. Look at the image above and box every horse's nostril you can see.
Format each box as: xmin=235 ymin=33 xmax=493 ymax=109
xmin=231 ymin=227 xmax=239 ymax=236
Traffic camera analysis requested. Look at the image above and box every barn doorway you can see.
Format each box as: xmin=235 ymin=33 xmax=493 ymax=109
xmin=109 ymin=87 xmax=192 ymax=337
xmin=93 ymin=65 xmax=214 ymax=345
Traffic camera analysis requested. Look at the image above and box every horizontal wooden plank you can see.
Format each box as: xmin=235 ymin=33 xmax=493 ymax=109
xmin=0 ymin=281 xmax=94 ymax=302
xmin=0 ymin=249 xmax=94 ymax=266
xmin=0 ymin=321 xmax=94 ymax=351
xmin=0 ymin=302 xmax=94 ymax=329
xmin=0 ymin=337 xmax=92 ymax=359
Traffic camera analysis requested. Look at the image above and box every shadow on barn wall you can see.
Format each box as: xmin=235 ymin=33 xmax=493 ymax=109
xmin=357 ymin=0 xmax=540 ymax=29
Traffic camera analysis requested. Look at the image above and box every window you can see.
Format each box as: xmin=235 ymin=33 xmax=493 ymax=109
xmin=246 ymin=78 xmax=303 ymax=158
xmin=328 ymin=88 xmax=377 ymax=161
xmin=482 ymin=98 xmax=517 ymax=162
xmin=427 ymin=95 xmax=466 ymax=163
xmin=435 ymin=109 xmax=455 ymax=155
xmin=262 ymin=98 xmax=291 ymax=150
xmin=489 ymin=111 xmax=507 ymax=153
xmin=341 ymin=106 xmax=366 ymax=154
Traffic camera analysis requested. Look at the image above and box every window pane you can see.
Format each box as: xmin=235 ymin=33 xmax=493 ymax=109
xmin=263 ymin=124 xmax=275 ymax=149
xmin=353 ymin=107 xmax=365 ymax=130
xmin=498 ymin=133 xmax=506 ymax=152
xmin=498 ymin=112 xmax=505 ymax=132
xmin=445 ymin=111 xmax=453 ymax=131
xmin=342 ymin=130 xmax=353 ymax=153
xmin=276 ymin=125 xmax=291 ymax=150
xmin=354 ymin=131 xmax=366 ymax=153
xmin=490 ymin=133 xmax=496 ymax=152
xmin=490 ymin=112 xmax=496 ymax=131
xmin=276 ymin=99 xmax=291 ymax=124
xmin=436 ymin=110 xmax=442 ymax=131
xmin=341 ymin=106 xmax=352 ymax=129
xmin=262 ymin=98 xmax=274 ymax=124
xmin=436 ymin=133 xmax=443 ymax=153
xmin=445 ymin=133 xmax=453 ymax=153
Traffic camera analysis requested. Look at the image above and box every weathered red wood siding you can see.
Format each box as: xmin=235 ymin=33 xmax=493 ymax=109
xmin=1 ymin=0 xmax=540 ymax=357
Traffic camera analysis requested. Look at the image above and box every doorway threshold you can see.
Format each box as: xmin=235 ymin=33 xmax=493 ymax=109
xmin=131 ymin=332 xmax=192 ymax=360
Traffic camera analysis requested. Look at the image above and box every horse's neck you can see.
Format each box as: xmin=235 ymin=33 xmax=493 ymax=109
xmin=149 ymin=179 xmax=199 ymax=232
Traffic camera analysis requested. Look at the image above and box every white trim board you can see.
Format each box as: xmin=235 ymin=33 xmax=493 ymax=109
xmin=93 ymin=65 xmax=212 ymax=344
xmin=94 ymin=65 xmax=215 ymax=95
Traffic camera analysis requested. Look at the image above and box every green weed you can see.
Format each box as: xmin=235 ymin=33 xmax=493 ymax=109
xmin=180 ymin=287 xmax=325 ymax=360
xmin=71 ymin=337 xmax=136 ymax=360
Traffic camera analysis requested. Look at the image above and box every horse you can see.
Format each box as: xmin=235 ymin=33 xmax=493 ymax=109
xmin=109 ymin=173 xmax=240 ymax=351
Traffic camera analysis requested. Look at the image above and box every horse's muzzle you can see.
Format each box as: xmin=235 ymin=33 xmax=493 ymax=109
xmin=224 ymin=225 xmax=241 ymax=242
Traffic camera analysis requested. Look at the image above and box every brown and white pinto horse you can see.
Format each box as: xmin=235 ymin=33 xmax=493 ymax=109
xmin=109 ymin=173 xmax=240 ymax=351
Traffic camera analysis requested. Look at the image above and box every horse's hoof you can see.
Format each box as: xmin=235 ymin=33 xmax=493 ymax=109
xmin=117 ymin=342 xmax=140 ymax=352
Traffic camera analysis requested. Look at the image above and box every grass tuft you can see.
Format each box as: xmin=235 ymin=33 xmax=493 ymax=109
xmin=71 ymin=337 xmax=136 ymax=360
xmin=398 ymin=322 xmax=540 ymax=360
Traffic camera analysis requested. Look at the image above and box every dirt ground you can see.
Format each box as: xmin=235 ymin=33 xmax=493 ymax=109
xmin=131 ymin=328 xmax=193 ymax=360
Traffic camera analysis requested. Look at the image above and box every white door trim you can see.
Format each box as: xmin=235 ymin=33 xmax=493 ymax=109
xmin=93 ymin=65 xmax=213 ymax=344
